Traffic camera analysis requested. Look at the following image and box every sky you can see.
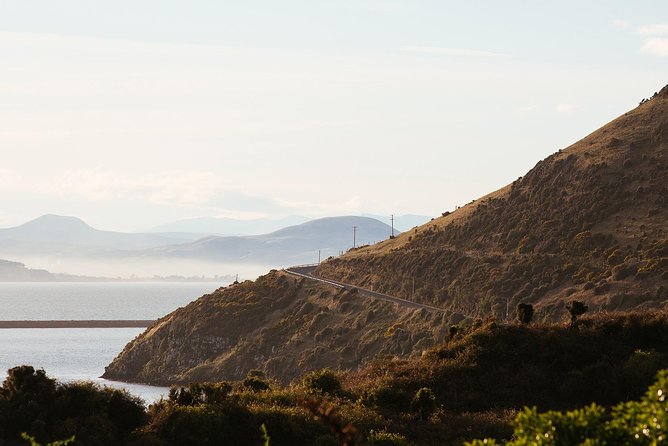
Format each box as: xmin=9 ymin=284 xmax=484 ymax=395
xmin=1 ymin=1 xmax=667 ymax=231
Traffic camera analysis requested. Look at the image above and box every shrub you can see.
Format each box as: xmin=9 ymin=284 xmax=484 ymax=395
xmin=449 ymin=325 xmax=459 ymax=339
xmin=20 ymin=433 xmax=75 ymax=446
xmin=566 ymin=300 xmax=588 ymax=327
xmin=169 ymin=382 xmax=232 ymax=406
xmin=0 ymin=366 xmax=146 ymax=446
xmin=516 ymin=303 xmax=534 ymax=325
xmin=612 ymin=264 xmax=637 ymax=280
xmin=243 ymin=376 xmax=270 ymax=392
xmin=622 ymin=350 xmax=666 ymax=397
xmin=411 ymin=387 xmax=436 ymax=420
xmin=467 ymin=370 xmax=668 ymax=445
xmin=302 ymin=369 xmax=343 ymax=396
xmin=366 ymin=382 xmax=411 ymax=413
xmin=368 ymin=429 xmax=411 ymax=446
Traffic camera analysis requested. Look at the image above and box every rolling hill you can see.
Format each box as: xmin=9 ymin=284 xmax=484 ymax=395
xmin=138 ymin=216 xmax=395 ymax=265
xmin=144 ymin=215 xmax=310 ymax=236
xmin=0 ymin=215 xmax=395 ymax=273
xmin=0 ymin=214 xmax=190 ymax=256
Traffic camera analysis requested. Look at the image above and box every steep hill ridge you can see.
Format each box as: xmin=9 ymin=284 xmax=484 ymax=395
xmin=105 ymin=85 xmax=668 ymax=386
xmin=103 ymin=271 xmax=443 ymax=384
xmin=316 ymin=87 xmax=668 ymax=320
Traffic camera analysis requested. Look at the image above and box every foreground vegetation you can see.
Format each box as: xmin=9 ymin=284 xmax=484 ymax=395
xmin=467 ymin=370 xmax=668 ymax=445
xmin=6 ymin=311 xmax=668 ymax=445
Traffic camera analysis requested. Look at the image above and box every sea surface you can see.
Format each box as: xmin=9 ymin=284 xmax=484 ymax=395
xmin=0 ymin=282 xmax=225 ymax=403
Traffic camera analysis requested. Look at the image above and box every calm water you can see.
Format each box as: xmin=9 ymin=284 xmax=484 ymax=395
xmin=0 ymin=282 xmax=226 ymax=403
xmin=0 ymin=282 xmax=222 ymax=320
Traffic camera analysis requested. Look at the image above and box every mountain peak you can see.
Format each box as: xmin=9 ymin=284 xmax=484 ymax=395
xmin=19 ymin=214 xmax=93 ymax=231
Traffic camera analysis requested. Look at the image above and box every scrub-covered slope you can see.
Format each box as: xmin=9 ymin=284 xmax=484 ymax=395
xmin=317 ymin=88 xmax=668 ymax=320
xmin=105 ymin=86 xmax=668 ymax=386
xmin=103 ymin=271 xmax=445 ymax=385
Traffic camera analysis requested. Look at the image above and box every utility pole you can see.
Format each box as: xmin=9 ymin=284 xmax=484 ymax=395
xmin=352 ymin=226 xmax=357 ymax=248
xmin=318 ymin=249 xmax=321 ymax=264
xmin=391 ymin=214 xmax=395 ymax=238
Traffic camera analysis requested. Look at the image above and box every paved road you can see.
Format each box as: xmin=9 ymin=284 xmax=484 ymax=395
xmin=285 ymin=265 xmax=446 ymax=313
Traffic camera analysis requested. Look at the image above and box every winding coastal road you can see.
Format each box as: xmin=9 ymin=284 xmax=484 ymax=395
xmin=285 ymin=265 xmax=446 ymax=313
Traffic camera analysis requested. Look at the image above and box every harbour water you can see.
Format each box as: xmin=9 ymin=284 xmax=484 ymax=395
xmin=0 ymin=282 xmax=225 ymax=403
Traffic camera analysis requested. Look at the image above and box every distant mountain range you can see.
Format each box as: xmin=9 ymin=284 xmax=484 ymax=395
xmin=141 ymin=216 xmax=396 ymax=264
xmin=0 ymin=214 xmax=191 ymax=253
xmin=144 ymin=215 xmax=310 ymax=236
xmin=142 ymin=214 xmax=429 ymax=236
xmin=0 ymin=214 xmax=398 ymax=276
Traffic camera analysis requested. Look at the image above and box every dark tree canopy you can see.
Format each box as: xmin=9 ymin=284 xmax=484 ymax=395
xmin=566 ymin=300 xmax=589 ymax=327
xmin=516 ymin=303 xmax=534 ymax=325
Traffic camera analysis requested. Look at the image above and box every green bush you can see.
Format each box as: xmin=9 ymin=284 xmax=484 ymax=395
xmin=622 ymin=349 xmax=665 ymax=396
xmin=467 ymin=370 xmax=668 ymax=445
xmin=368 ymin=429 xmax=411 ymax=446
xmin=301 ymin=369 xmax=342 ymax=396
xmin=516 ymin=303 xmax=534 ymax=325
xmin=365 ymin=381 xmax=411 ymax=414
xmin=411 ymin=387 xmax=436 ymax=420
xmin=168 ymin=382 xmax=232 ymax=406
xmin=243 ymin=376 xmax=271 ymax=392
xmin=0 ymin=366 xmax=145 ymax=445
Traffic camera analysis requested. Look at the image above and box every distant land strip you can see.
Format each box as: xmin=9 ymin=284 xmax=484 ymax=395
xmin=0 ymin=320 xmax=156 ymax=329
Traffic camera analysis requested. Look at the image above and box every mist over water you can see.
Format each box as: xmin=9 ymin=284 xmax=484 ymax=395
xmin=12 ymin=256 xmax=272 ymax=280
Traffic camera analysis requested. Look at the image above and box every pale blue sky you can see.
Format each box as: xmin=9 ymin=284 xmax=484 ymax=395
xmin=1 ymin=1 xmax=667 ymax=230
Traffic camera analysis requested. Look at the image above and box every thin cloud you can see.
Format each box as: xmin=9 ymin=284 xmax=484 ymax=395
xmin=612 ymin=19 xmax=630 ymax=30
xmin=555 ymin=103 xmax=579 ymax=114
xmin=33 ymin=169 xmax=224 ymax=206
xmin=637 ymin=24 xmax=668 ymax=36
xmin=276 ymin=196 xmax=363 ymax=216
xmin=0 ymin=169 xmax=22 ymax=189
xmin=641 ymin=38 xmax=668 ymax=57
xmin=404 ymin=46 xmax=509 ymax=58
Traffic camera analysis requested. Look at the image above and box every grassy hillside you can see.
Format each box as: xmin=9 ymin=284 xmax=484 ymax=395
xmin=316 ymin=88 xmax=668 ymax=320
xmin=103 ymin=271 xmax=448 ymax=385
xmin=107 ymin=86 xmax=668 ymax=386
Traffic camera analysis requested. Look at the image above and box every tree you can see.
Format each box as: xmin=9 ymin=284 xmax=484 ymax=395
xmin=449 ymin=325 xmax=459 ymax=340
xmin=566 ymin=300 xmax=588 ymax=329
xmin=516 ymin=303 xmax=534 ymax=325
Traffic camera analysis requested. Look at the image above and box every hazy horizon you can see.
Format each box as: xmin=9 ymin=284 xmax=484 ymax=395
xmin=1 ymin=1 xmax=667 ymax=231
